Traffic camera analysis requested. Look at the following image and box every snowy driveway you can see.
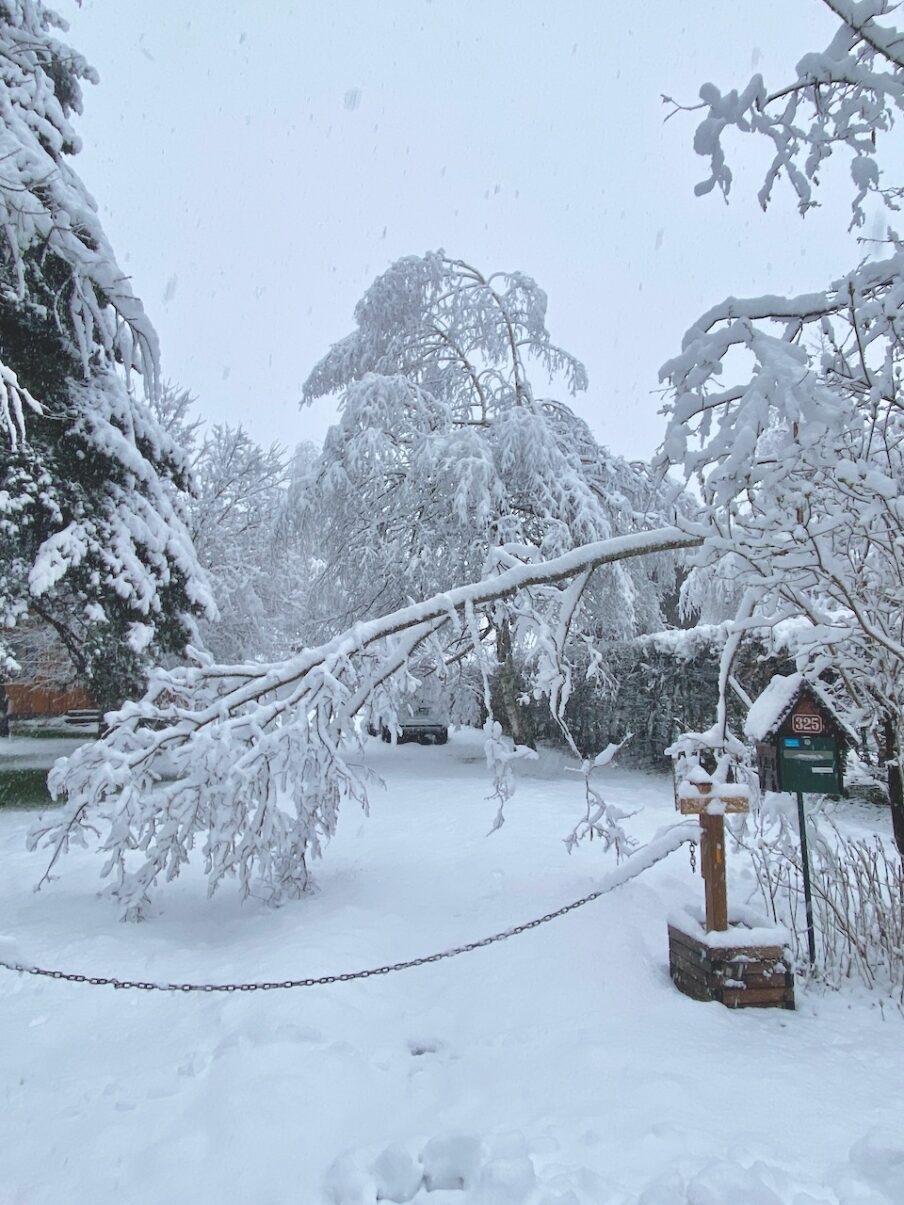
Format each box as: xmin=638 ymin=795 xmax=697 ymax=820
xmin=1 ymin=729 xmax=901 ymax=1203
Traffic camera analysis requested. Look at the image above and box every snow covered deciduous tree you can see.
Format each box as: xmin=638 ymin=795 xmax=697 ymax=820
xmin=149 ymin=385 xmax=318 ymax=664
xmin=660 ymin=0 xmax=904 ymax=851
xmin=0 ymin=4 xmax=213 ymax=708
xmin=302 ymin=252 xmax=681 ymax=743
xmin=191 ymin=427 xmax=311 ymax=662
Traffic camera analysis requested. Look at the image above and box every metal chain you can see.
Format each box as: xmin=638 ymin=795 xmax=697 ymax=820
xmin=0 ymin=831 xmax=694 ymax=994
xmin=0 ymin=886 xmax=610 ymax=994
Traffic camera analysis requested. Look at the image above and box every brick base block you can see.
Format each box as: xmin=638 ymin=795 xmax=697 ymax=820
xmin=668 ymin=923 xmax=795 ymax=1010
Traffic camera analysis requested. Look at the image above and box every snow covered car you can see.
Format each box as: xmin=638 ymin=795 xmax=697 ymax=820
xmin=370 ymin=699 xmax=449 ymax=745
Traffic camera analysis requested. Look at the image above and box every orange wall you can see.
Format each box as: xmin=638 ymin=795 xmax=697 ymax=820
xmin=5 ymin=683 xmax=95 ymax=717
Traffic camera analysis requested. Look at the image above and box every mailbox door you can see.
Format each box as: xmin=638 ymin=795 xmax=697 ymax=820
xmin=778 ymin=735 xmax=841 ymax=794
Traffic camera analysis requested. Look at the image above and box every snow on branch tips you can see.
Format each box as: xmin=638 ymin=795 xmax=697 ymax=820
xmin=669 ymin=0 xmax=904 ymax=227
xmin=0 ymin=361 xmax=41 ymax=448
xmin=564 ymin=738 xmax=637 ymax=857
xmin=31 ymin=526 xmax=701 ymax=918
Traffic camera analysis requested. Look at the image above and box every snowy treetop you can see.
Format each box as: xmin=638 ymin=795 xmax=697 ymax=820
xmin=0 ymin=0 xmax=158 ymax=447
xmin=304 ymin=252 xmax=588 ymax=419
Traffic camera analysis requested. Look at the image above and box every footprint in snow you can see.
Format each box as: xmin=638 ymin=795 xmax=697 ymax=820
xmin=407 ymin=1037 xmax=446 ymax=1057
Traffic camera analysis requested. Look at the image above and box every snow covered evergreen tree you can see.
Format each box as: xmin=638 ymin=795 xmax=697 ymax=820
xmin=0 ymin=2 xmax=212 ymax=709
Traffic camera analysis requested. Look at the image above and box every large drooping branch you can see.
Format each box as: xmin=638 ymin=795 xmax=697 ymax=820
xmin=153 ymin=524 xmax=704 ymax=730
xmin=30 ymin=524 xmax=703 ymax=918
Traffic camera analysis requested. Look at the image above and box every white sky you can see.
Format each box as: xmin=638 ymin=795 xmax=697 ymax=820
xmin=64 ymin=1 xmax=863 ymax=463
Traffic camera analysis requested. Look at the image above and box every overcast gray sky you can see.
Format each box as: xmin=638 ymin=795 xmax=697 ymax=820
xmin=65 ymin=1 xmax=860 ymax=462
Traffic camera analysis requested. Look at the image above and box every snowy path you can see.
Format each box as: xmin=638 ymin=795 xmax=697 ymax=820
xmin=1 ymin=729 xmax=901 ymax=1204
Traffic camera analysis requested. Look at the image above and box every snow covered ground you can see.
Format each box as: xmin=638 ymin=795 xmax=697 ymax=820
xmin=1 ymin=728 xmax=901 ymax=1204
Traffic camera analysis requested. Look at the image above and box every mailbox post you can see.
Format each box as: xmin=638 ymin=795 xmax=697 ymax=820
xmin=668 ymin=768 xmax=795 ymax=1009
xmin=745 ymin=674 xmax=851 ymax=966
xmin=676 ymin=767 xmax=749 ymax=932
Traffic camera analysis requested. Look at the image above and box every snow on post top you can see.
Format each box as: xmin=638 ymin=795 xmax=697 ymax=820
xmin=685 ymin=762 xmax=712 ymax=786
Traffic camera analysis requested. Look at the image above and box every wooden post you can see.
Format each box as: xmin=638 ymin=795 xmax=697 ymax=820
xmin=677 ymin=772 xmax=745 ymax=934
xmin=699 ymin=812 xmax=728 ymax=932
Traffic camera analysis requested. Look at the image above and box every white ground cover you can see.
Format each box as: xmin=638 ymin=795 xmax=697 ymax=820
xmin=1 ymin=728 xmax=901 ymax=1204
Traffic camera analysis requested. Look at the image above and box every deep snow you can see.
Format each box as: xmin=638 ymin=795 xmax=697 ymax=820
xmin=1 ymin=729 xmax=901 ymax=1204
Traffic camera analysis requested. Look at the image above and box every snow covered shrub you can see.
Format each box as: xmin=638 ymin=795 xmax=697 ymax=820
xmin=527 ymin=629 xmax=792 ymax=770
xmin=740 ymin=809 xmax=904 ymax=1004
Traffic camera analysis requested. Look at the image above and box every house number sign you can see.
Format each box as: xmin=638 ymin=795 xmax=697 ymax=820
xmin=791 ymin=713 xmax=824 ymax=735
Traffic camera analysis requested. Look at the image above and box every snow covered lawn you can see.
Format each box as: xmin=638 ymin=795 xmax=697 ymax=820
xmin=1 ymin=729 xmax=901 ymax=1204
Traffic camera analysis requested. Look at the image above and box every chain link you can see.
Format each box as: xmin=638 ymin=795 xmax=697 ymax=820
xmin=0 ymin=887 xmax=610 ymax=994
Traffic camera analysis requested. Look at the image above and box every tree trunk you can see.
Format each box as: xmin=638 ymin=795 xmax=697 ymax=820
xmin=0 ymin=683 xmax=9 ymax=738
xmin=882 ymin=713 xmax=904 ymax=858
xmin=495 ymin=619 xmax=534 ymax=749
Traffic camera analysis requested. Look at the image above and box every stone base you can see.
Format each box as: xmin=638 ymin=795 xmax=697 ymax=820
xmin=668 ymin=923 xmax=795 ymax=1010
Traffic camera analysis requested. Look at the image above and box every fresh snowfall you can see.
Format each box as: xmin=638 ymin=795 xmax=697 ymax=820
xmin=3 ymin=2 xmax=904 ymax=1203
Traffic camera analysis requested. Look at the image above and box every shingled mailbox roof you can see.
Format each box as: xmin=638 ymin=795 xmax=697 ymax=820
xmin=743 ymin=673 xmax=855 ymax=744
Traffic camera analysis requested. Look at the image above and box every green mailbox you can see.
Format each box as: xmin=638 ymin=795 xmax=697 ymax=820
xmin=779 ymin=734 xmax=842 ymax=795
xmin=745 ymin=674 xmax=851 ymax=797
xmin=745 ymin=673 xmax=853 ymax=966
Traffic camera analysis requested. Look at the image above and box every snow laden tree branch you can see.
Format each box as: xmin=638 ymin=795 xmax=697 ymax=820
xmin=0 ymin=0 xmax=159 ymax=440
xmin=31 ymin=526 xmax=700 ymax=919
xmin=668 ymin=0 xmax=904 ymax=227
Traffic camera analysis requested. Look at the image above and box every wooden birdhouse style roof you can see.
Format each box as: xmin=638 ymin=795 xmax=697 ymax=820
xmin=743 ymin=673 xmax=855 ymax=745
